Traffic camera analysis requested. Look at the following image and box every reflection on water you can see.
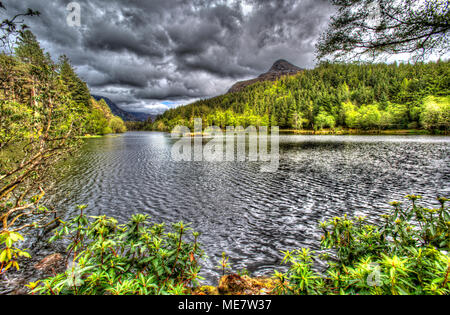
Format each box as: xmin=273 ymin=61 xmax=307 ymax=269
xmin=50 ymin=132 xmax=450 ymax=284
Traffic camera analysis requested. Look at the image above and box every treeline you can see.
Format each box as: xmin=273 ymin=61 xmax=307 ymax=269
xmin=0 ymin=30 xmax=126 ymax=137
xmin=125 ymin=121 xmax=149 ymax=131
xmin=0 ymin=29 xmax=127 ymax=276
xmin=153 ymin=61 xmax=449 ymax=132
xmin=0 ymin=30 xmax=126 ymax=255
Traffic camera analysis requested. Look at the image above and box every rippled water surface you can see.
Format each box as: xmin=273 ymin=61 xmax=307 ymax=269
xmin=51 ymin=132 xmax=450 ymax=283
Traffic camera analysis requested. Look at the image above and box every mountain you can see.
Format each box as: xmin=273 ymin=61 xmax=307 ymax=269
xmin=228 ymin=59 xmax=303 ymax=93
xmin=91 ymin=95 xmax=152 ymax=122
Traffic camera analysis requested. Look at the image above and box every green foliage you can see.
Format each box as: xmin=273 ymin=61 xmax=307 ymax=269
xmin=109 ymin=116 xmax=127 ymax=134
xmin=275 ymin=196 xmax=450 ymax=295
xmin=420 ymin=96 xmax=450 ymax=131
xmin=0 ymin=30 xmax=126 ymax=276
xmin=58 ymin=55 xmax=91 ymax=109
xmin=153 ymin=61 xmax=450 ymax=131
xmin=33 ymin=207 xmax=204 ymax=295
xmin=0 ymin=231 xmax=31 ymax=274
xmin=88 ymin=108 xmax=110 ymax=135
xmin=358 ymin=104 xmax=382 ymax=130
xmin=217 ymin=252 xmax=231 ymax=277
xmin=314 ymin=110 xmax=336 ymax=130
xmin=86 ymin=98 xmax=127 ymax=135
xmin=1 ymin=30 xmax=85 ymax=240
xmin=15 ymin=30 xmax=48 ymax=66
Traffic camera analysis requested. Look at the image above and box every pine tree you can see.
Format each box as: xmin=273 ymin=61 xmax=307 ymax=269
xmin=58 ymin=55 xmax=91 ymax=108
xmin=15 ymin=30 xmax=47 ymax=66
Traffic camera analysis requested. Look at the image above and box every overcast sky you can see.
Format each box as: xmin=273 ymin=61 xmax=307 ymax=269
xmin=2 ymin=0 xmax=335 ymax=114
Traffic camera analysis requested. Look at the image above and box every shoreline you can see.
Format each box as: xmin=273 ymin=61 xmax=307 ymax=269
xmin=142 ymin=128 xmax=449 ymax=136
xmin=280 ymin=128 xmax=442 ymax=135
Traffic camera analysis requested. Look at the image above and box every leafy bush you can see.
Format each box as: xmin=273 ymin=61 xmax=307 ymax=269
xmin=33 ymin=206 xmax=204 ymax=295
xmin=275 ymin=196 xmax=450 ymax=295
xmin=420 ymin=96 xmax=450 ymax=131
xmin=1 ymin=32 xmax=126 ymax=268
xmin=86 ymin=99 xmax=127 ymax=135
xmin=0 ymin=231 xmax=31 ymax=274
xmin=314 ymin=111 xmax=336 ymax=130
xmin=108 ymin=117 xmax=127 ymax=134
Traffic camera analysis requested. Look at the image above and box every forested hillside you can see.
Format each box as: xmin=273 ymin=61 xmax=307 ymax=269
xmin=92 ymin=95 xmax=151 ymax=122
xmin=0 ymin=30 xmax=126 ymax=138
xmin=154 ymin=61 xmax=450 ymax=132
xmin=0 ymin=29 xmax=126 ymax=253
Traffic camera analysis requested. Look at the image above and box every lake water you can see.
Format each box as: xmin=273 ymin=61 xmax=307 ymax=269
xmin=50 ymin=132 xmax=450 ymax=284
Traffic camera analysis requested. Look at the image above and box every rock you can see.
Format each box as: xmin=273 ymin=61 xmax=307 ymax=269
xmin=10 ymin=284 xmax=28 ymax=295
xmin=34 ymin=253 xmax=65 ymax=275
xmin=218 ymin=274 xmax=248 ymax=294
xmin=217 ymin=274 xmax=276 ymax=295
xmin=192 ymin=285 xmax=219 ymax=295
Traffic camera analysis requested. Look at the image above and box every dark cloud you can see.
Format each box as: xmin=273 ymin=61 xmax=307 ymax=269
xmin=1 ymin=0 xmax=335 ymax=114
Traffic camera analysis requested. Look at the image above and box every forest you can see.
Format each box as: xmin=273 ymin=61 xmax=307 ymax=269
xmin=0 ymin=29 xmax=126 ymax=269
xmin=0 ymin=30 xmax=126 ymax=139
xmin=152 ymin=61 xmax=450 ymax=133
xmin=1 ymin=0 xmax=449 ymax=297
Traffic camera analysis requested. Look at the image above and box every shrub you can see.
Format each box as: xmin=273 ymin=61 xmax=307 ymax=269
xmin=358 ymin=104 xmax=382 ymax=130
xmin=108 ymin=117 xmax=127 ymax=134
xmin=420 ymin=96 xmax=450 ymax=131
xmin=88 ymin=108 xmax=109 ymax=135
xmin=33 ymin=206 xmax=204 ymax=295
xmin=0 ymin=231 xmax=31 ymax=274
xmin=275 ymin=196 xmax=450 ymax=295
xmin=314 ymin=111 xmax=336 ymax=130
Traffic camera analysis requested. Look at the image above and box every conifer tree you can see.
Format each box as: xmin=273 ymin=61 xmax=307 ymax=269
xmin=59 ymin=55 xmax=91 ymax=108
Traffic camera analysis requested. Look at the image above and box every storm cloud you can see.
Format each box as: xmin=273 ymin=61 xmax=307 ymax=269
xmin=1 ymin=0 xmax=335 ymax=114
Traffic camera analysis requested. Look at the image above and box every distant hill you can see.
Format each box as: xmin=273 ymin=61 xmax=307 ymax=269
xmin=92 ymin=95 xmax=152 ymax=122
xmin=228 ymin=59 xmax=303 ymax=93
xmin=153 ymin=61 xmax=449 ymax=131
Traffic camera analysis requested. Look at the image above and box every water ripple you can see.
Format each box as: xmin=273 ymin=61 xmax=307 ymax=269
xmin=50 ymin=132 xmax=450 ymax=284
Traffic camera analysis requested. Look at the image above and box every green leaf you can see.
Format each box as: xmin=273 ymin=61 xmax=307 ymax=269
xmin=0 ymin=250 xmax=8 ymax=263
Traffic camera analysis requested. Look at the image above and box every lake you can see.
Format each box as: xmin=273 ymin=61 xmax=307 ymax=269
xmin=50 ymin=132 xmax=450 ymax=284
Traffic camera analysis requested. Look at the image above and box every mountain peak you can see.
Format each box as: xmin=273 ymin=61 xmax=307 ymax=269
xmin=269 ymin=59 xmax=301 ymax=73
xmin=228 ymin=59 xmax=303 ymax=93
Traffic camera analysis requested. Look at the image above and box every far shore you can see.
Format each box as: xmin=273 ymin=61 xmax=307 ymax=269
xmin=280 ymin=128 xmax=446 ymax=135
xmin=146 ymin=128 xmax=448 ymax=137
